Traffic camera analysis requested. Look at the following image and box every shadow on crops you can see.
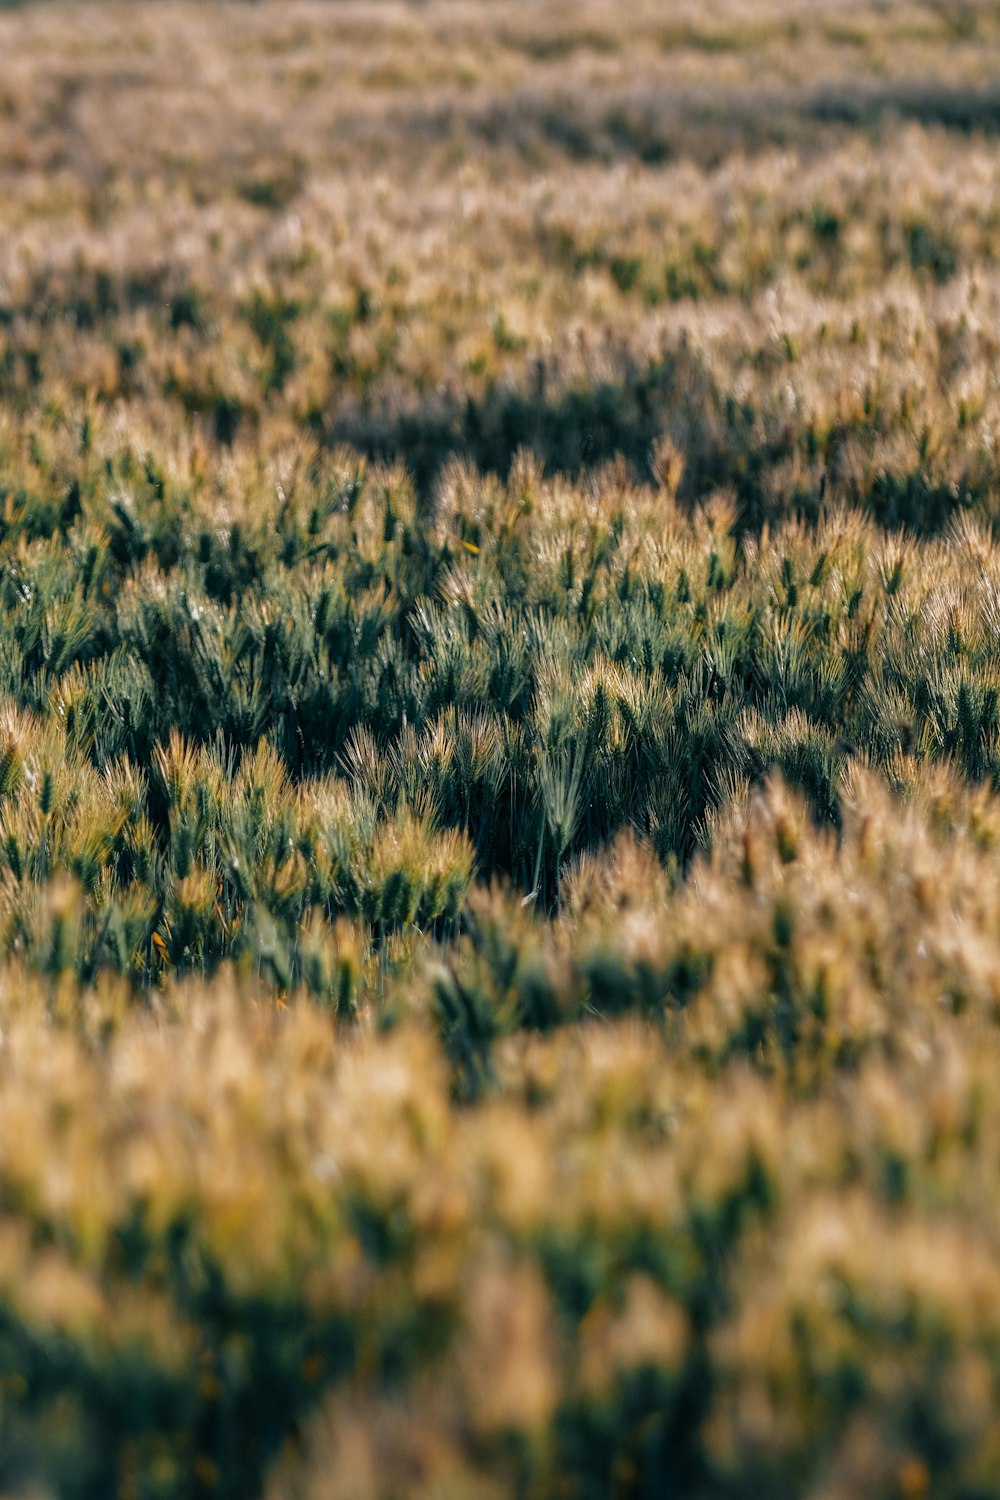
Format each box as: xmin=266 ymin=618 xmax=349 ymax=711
xmin=322 ymin=346 xmax=989 ymax=537
xmin=376 ymin=79 xmax=1000 ymax=171
xmin=326 ymin=365 xmax=670 ymax=498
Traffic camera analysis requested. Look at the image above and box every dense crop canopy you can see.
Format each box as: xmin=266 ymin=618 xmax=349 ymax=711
xmin=4 ymin=1 xmax=1000 ymax=1497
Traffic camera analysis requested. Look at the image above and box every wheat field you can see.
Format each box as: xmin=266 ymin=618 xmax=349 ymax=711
xmin=3 ymin=3 xmax=1000 ymax=1497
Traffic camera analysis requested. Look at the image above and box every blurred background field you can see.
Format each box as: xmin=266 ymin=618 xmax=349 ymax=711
xmin=4 ymin=3 xmax=1000 ymax=1497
